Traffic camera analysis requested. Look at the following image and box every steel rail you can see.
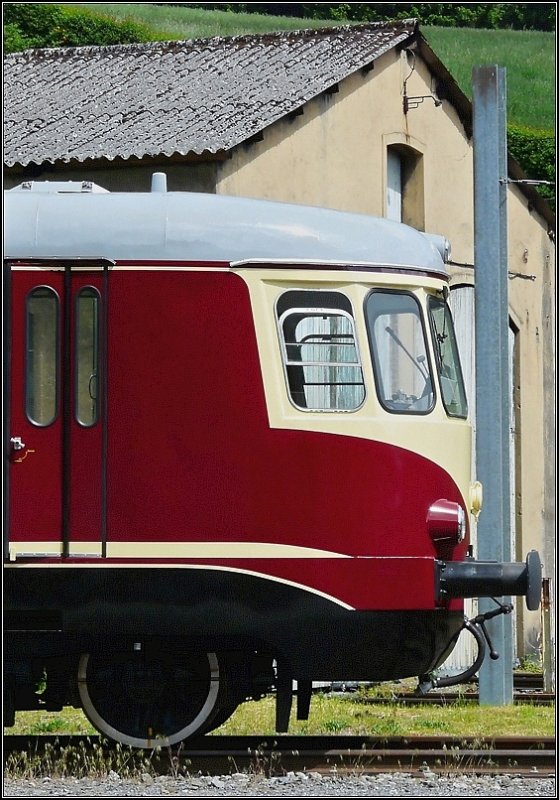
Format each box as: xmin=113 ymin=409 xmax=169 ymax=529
xmin=343 ymin=691 xmax=554 ymax=705
xmin=4 ymin=734 xmax=555 ymax=777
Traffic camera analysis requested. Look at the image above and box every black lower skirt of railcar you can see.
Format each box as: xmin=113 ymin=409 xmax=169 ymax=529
xmin=4 ymin=565 xmax=463 ymax=682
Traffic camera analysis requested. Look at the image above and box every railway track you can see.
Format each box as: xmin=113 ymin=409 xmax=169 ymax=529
xmin=347 ymin=691 xmax=554 ymax=705
xmin=329 ymin=672 xmax=552 ymax=704
xmin=4 ymin=734 xmax=555 ymax=777
xmin=511 ymin=671 xmax=545 ymax=688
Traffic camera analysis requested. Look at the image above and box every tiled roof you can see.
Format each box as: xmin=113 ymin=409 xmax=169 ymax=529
xmin=3 ymin=20 xmax=417 ymax=167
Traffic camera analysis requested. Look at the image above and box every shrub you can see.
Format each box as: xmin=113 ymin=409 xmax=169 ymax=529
xmin=508 ymin=124 xmax=555 ymax=206
xmin=206 ymin=3 xmax=556 ymax=31
xmin=3 ymin=22 xmax=35 ymax=52
xmin=3 ymin=3 xmax=154 ymax=52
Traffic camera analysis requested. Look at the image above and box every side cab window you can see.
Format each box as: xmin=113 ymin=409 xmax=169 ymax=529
xmin=428 ymin=295 xmax=468 ymax=418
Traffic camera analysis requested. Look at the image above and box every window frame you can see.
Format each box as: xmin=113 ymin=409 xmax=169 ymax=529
xmin=74 ymin=285 xmax=101 ymax=428
xmin=386 ymin=143 xmax=425 ymax=231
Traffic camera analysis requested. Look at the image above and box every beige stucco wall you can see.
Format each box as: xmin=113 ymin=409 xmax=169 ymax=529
xmin=507 ymin=185 xmax=555 ymax=654
xmin=216 ymin=46 xmax=555 ymax=657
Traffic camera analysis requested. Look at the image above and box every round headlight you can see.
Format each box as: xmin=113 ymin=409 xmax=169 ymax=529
xmin=427 ymin=499 xmax=467 ymax=544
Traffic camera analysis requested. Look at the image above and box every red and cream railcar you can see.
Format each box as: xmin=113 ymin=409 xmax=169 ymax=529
xmin=4 ymin=177 xmax=540 ymax=747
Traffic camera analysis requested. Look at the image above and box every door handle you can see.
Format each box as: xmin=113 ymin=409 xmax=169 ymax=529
xmin=88 ymin=373 xmax=97 ymax=401
xmin=10 ymin=436 xmax=34 ymax=462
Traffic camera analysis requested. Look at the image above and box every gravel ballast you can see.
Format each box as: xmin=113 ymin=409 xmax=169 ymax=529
xmin=4 ymin=771 xmax=556 ymax=797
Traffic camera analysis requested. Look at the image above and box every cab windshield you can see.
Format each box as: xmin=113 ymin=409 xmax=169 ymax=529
xmin=365 ymin=290 xmax=434 ymax=414
xmin=428 ymin=295 xmax=468 ymax=418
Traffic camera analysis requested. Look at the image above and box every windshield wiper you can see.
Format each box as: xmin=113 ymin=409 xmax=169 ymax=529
xmin=385 ymin=326 xmax=430 ymax=382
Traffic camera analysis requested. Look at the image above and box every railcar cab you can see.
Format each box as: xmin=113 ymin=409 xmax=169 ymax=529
xmin=242 ymin=257 xmax=539 ymax=610
xmin=242 ymin=260 xmax=474 ymax=552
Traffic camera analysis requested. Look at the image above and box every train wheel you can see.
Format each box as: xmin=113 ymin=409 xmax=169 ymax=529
xmin=78 ymin=649 xmax=221 ymax=748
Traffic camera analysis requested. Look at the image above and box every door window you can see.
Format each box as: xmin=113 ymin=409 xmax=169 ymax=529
xmin=428 ymin=295 xmax=468 ymax=418
xmin=25 ymin=287 xmax=59 ymax=426
xmin=75 ymin=287 xmax=100 ymax=426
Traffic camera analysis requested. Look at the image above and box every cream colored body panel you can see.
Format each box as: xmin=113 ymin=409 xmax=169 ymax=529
xmin=237 ymin=267 xmax=473 ymax=509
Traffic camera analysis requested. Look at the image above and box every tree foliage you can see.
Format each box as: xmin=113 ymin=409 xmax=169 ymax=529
xmin=3 ymin=3 xmax=153 ymax=52
xmin=161 ymin=3 xmax=555 ymax=30
xmin=508 ymin=125 xmax=556 ymax=207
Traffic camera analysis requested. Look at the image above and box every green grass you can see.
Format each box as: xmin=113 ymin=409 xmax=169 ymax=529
xmin=4 ymin=694 xmax=554 ymax=780
xmin=69 ymin=2 xmax=340 ymax=39
xmin=4 ymin=737 xmax=156 ymax=780
xmin=68 ymin=4 xmax=554 ymax=132
xmin=215 ymin=693 xmax=554 ymax=738
xmin=423 ymin=26 xmax=555 ymax=131
xmin=6 ymin=691 xmax=555 ymax=739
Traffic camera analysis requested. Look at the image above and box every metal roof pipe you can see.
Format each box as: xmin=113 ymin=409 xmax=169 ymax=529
xmin=151 ymin=172 xmax=167 ymax=193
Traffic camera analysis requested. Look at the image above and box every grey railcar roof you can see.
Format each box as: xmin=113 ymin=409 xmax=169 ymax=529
xmin=4 ymin=188 xmax=448 ymax=274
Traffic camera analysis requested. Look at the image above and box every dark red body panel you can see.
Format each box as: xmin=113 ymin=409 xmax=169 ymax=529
xmin=107 ymin=271 xmax=463 ymax=556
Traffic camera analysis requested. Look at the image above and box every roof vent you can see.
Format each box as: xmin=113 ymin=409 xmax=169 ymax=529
xmin=151 ymin=173 xmax=167 ymax=193
xmin=8 ymin=180 xmax=109 ymax=194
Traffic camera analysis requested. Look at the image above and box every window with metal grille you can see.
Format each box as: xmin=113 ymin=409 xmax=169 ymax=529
xmin=277 ymin=291 xmax=365 ymax=411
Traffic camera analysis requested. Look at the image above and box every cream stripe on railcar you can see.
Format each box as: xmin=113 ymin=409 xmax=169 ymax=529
xmin=7 ymin=541 xmax=353 ymax=560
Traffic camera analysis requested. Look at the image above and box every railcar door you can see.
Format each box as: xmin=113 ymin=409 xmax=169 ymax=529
xmin=5 ymin=260 xmax=110 ymax=559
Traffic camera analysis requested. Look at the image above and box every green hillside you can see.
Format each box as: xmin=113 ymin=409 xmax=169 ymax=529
xmin=69 ymin=3 xmax=554 ymax=131
xmin=70 ymin=2 xmax=340 ymax=38
xmin=423 ymin=26 xmax=554 ymax=132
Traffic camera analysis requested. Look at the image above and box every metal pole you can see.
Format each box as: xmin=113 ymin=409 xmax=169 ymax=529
xmin=472 ymin=65 xmax=513 ymax=704
xmin=541 ymin=579 xmax=555 ymax=693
